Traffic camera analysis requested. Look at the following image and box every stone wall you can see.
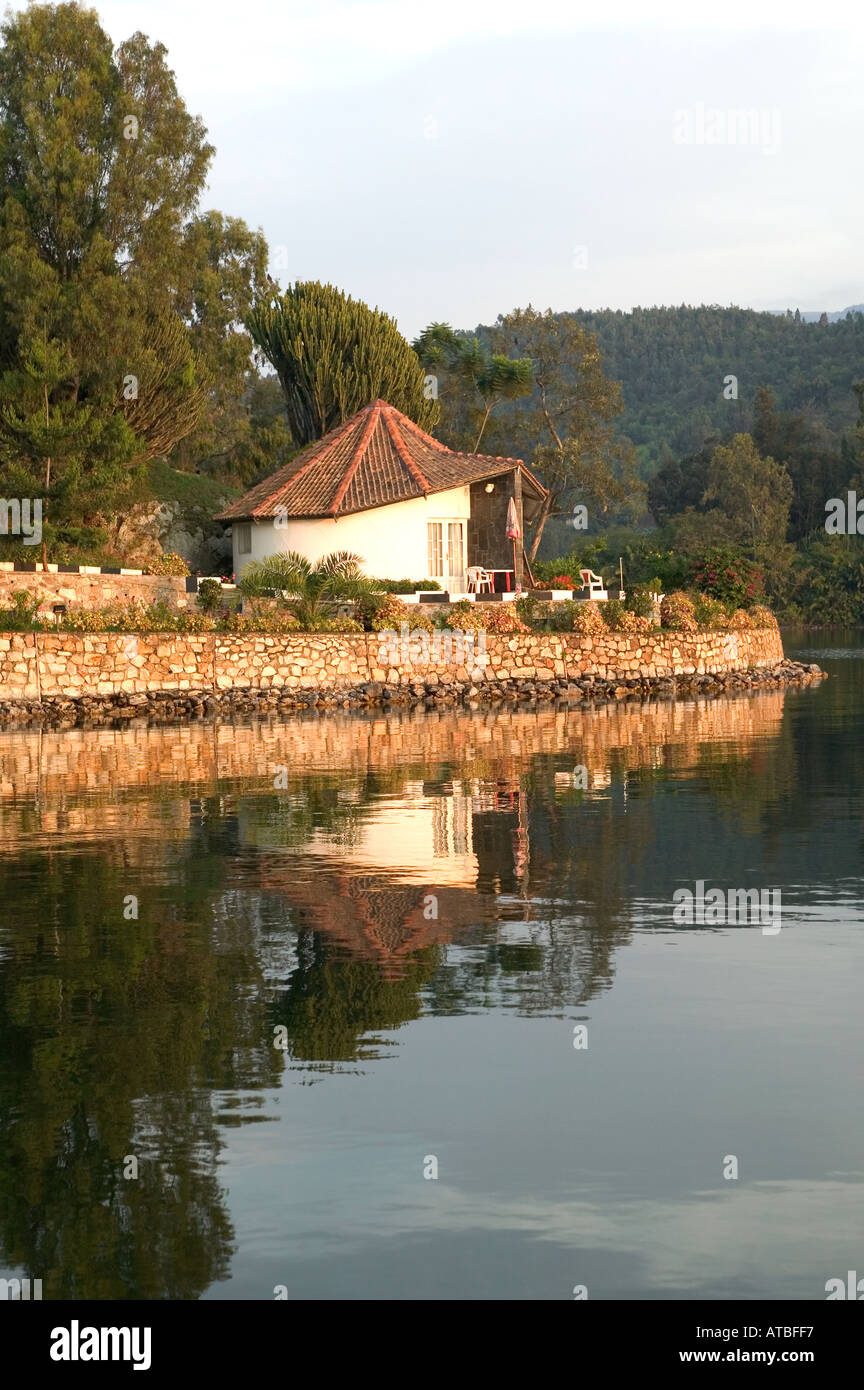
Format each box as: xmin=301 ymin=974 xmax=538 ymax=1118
xmin=0 ymin=570 xmax=189 ymax=613
xmin=0 ymin=626 xmax=785 ymax=701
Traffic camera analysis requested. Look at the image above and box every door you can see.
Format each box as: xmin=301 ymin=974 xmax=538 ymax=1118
xmin=427 ymin=520 xmax=466 ymax=592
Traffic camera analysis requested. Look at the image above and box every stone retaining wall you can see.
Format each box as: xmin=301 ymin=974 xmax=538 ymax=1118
xmin=0 ymin=626 xmax=784 ymax=701
xmin=0 ymin=570 xmax=189 ymax=613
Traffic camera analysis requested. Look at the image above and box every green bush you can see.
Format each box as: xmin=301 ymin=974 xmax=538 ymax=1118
xmin=625 ymin=584 xmax=658 ymax=620
xmin=0 ymin=590 xmax=45 ymax=630
xmin=692 ymin=593 xmax=729 ymax=629
xmin=374 ymin=577 xmax=441 ymax=594
xmin=601 ymin=598 xmax=626 ymax=629
xmin=197 ymin=578 xmax=224 ymax=613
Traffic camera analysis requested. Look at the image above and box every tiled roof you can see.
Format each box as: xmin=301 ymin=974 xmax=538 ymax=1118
xmin=214 ymin=399 xmax=547 ymax=521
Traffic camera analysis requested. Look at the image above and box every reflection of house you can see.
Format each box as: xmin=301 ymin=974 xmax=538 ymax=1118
xmin=214 ymin=399 xmax=546 ymax=592
xmin=238 ymin=780 xmax=532 ymax=973
xmin=254 ymin=861 xmax=494 ymax=977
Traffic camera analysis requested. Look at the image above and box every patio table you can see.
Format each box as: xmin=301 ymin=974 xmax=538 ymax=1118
xmin=484 ymin=569 xmax=515 ymax=593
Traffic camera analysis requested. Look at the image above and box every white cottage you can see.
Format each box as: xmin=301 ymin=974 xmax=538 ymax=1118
xmin=215 ymin=399 xmax=547 ymax=594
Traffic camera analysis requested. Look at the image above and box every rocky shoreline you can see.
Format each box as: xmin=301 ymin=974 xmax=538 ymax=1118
xmin=0 ymin=658 xmax=826 ymax=728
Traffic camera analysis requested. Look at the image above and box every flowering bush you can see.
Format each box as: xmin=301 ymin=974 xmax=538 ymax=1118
xmin=748 ymin=604 xmax=779 ymax=630
xmin=442 ymin=599 xmax=487 ymax=632
xmin=660 ymin=591 xmax=698 ymax=632
xmin=571 ymin=601 xmax=606 ymax=636
xmin=550 ymin=574 xmax=575 ymax=589
xmin=603 ymin=600 xmax=652 ymax=633
xmin=690 ymin=548 xmax=762 ymax=606
xmin=727 ymin=608 xmax=754 ymax=630
xmin=62 ymin=608 xmax=111 ymax=632
xmin=368 ymin=596 xmax=434 ymax=632
xmin=147 ymin=552 xmax=191 ymax=577
xmin=480 ymin=605 xmax=529 ymax=634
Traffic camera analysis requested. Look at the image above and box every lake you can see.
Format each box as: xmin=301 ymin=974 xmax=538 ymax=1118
xmin=1 ymin=629 xmax=862 ymax=1301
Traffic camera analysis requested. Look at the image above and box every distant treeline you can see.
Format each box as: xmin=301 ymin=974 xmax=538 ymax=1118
xmin=470 ymin=304 xmax=864 ymax=474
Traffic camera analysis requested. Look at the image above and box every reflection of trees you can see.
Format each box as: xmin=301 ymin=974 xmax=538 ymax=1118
xmin=0 ymin=832 xmax=281 ymax=1299
xmin=269 ymin=930 xmax=442 ymax=1067
xmin=2 ymin=685 xmax=833 ymax=1297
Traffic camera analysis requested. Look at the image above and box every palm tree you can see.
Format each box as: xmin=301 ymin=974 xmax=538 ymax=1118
xmin=238 ymin=551 xmax=381 ymax=627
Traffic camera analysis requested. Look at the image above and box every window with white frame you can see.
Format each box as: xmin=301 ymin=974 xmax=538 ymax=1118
xmin=236 ymin=523 xmax=252 ymax=555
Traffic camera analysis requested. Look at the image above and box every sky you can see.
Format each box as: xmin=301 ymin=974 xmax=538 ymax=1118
xmin=14 ymin=0 xmax=864 ymax=339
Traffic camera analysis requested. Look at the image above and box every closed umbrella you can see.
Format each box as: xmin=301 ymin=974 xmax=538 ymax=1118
xmin=506 ymin=497 xmax=521 ymax=593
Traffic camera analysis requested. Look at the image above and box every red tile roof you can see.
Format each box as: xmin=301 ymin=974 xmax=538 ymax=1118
xmin=215 ymin=399 xmax=547 ymax=521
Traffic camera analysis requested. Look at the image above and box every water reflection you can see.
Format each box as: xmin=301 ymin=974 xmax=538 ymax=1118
xmin=0 ymin=679 xmax=855 ymax=1299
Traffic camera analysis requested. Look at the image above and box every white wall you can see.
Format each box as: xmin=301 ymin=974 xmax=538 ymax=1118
xmin=232 ymin=486 xmax=471 ymax=582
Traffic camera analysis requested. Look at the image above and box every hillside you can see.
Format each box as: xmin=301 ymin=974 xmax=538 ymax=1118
xmin=471 ymin=304 xmax=864 ymax=473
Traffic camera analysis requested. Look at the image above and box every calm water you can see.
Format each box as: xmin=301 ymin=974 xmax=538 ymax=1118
xmin=1 ymin=629 xmax=863 ymax=1301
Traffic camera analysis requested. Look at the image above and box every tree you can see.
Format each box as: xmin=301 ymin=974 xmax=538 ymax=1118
xmin=247 ymin=281 xmax=437 ymax=447
xmin=701 ymin=434 xmax=794 ymax=591
xmin=170 ymin=212 xmax=272 ymax=473
xmin=491 ymin=306 xmax=641 ymax=557
xmin=412 ymin=322 xmax=533 ymax=451
xmin=238 ymin=550 xmax=381 ymax=627
xmin=0 ymin=3 xmax=263 ymax=558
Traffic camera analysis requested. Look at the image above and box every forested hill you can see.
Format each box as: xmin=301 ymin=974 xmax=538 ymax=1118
xmin=474 ymin=305 xmax=864 ymax=472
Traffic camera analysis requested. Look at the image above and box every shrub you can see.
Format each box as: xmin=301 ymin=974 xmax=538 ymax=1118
xmin=689 ymin=548 xmax=762 ymax=606
xmin=306 ymin=615 xmax=364 ymax=633
xmin=515 ymin=594 xmax=541 ymax=628
xmin=692 ymin=593 xmax=729 ymax=630
xmin=442 ymin=599 xmax=487 ymax=632
xmin=0 ymin=590 xmax=45 ymax=630
xmin=147 ymin=552 xmax=190 ymax=577
xmin=198 ymin=578 xmax=224 ymax=613
xmin=478 ymin=605 xmax=529 ymax=634
xmin=62 ymin=609 xmax=111 ymax=632
xmin=601 ymin=598 xmax=625 ymax=629
xmin=368 ymin=596 xmax=434 ymax=632
xmin=603 ymin=601 xmax=651 ymax=633
xmin=222 ymin=611 xmax=300 ymax=633
xmin=375 ymin=577 xmax=441 ymax=594
xmin=623 ymin=611 xmax=652 ymax=633
xmin=748 ymin=604 xmax=779 ymax=630
xmin=660 ymin=591 xmax=698 ymax=632
xmin=625 ymin=584 xmax=658 ymax=620
xmin=550 ymin=574 xmax=575 ymax=589
xmin=727 ymin=608 xmax=753 ymax=630
xmin=571 ymin=601 xmax=606 ymax=636
xmin=545 ymin=599 xmax=580 ymax=632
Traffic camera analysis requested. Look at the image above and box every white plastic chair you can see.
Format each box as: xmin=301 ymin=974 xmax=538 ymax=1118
xmin=579 ymin=568 xmax=608 ymax=601
xmin=467 ymin=566 xmax=493 ymax=594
